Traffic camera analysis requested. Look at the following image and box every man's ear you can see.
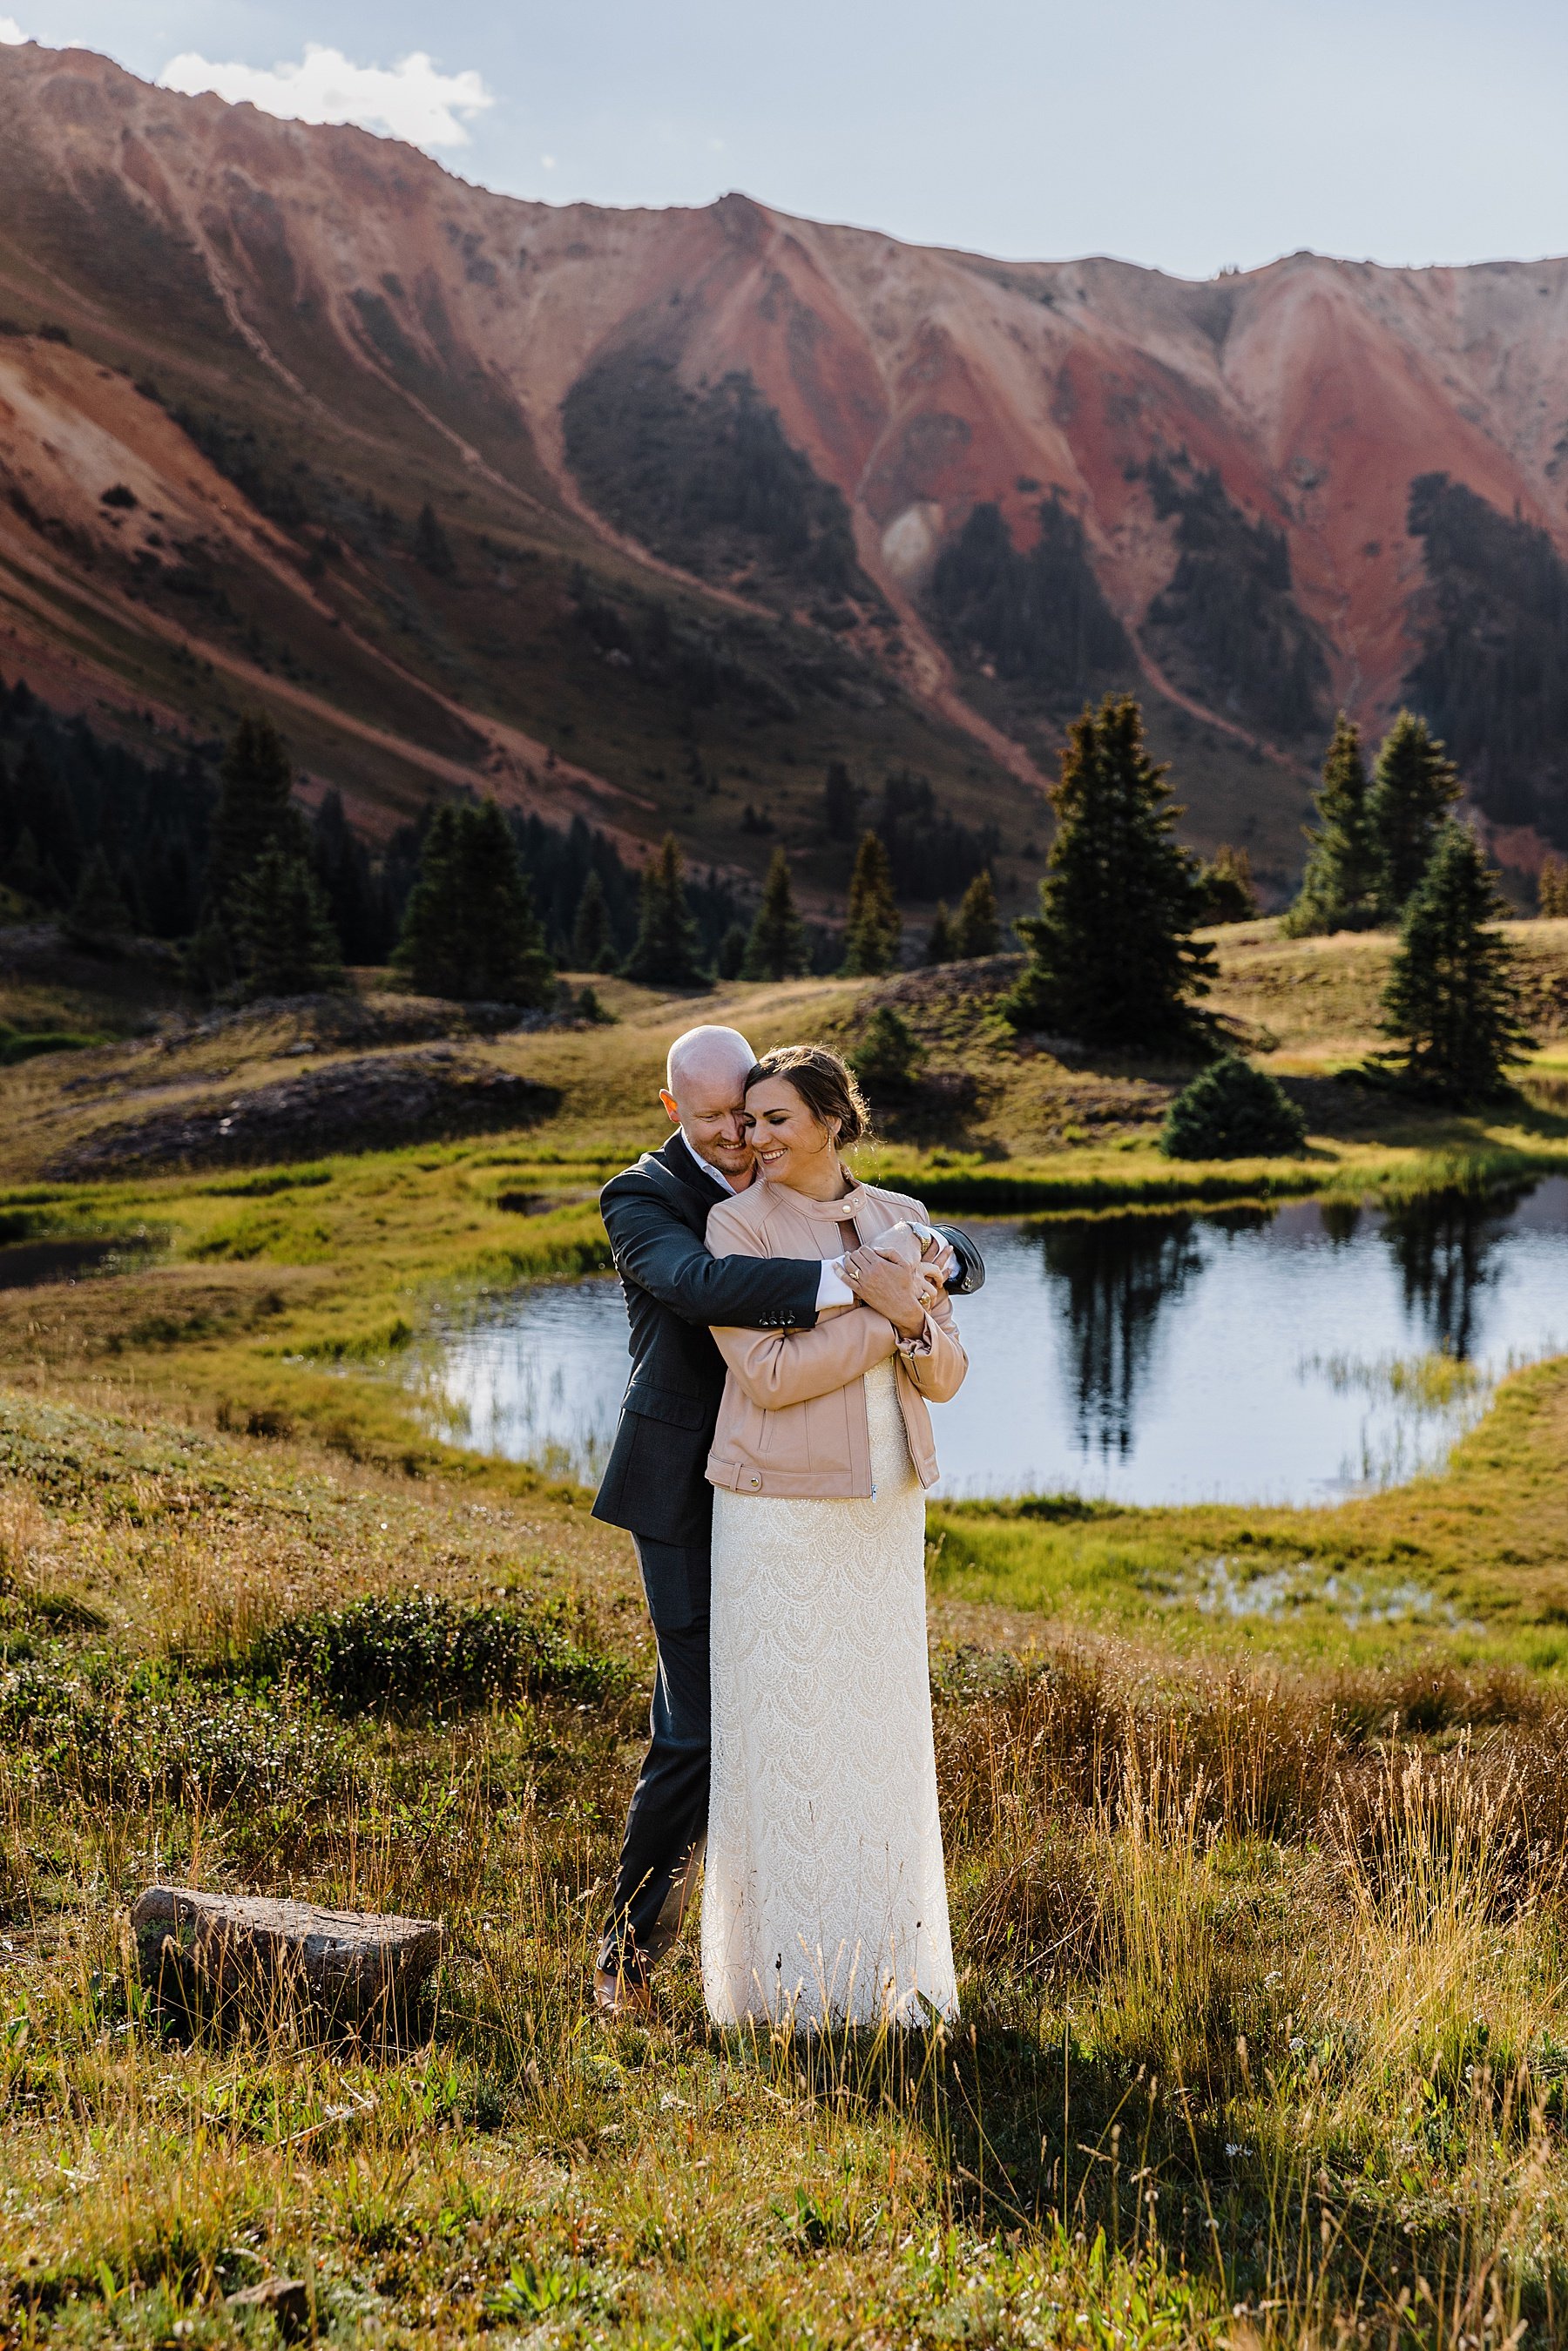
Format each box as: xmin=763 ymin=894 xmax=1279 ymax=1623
xmin=659 ymin=1090 xmax=680 ymax=1125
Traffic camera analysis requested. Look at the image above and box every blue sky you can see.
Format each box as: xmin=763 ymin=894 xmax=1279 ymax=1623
xmin=4 ymin=1 xmax=1568 ymax=280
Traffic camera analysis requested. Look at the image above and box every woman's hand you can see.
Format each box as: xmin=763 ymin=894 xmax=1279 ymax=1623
xmin=840 ymin=1248 xmax=929 ymax=1339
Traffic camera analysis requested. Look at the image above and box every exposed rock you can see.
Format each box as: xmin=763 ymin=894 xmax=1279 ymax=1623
xmin=132 ymin=1885 xmax=443 ymax=2022
xmin=44 ymin=1046 xmax=559 ymax=1176
xmin=227 ymin=2278 xmax=311 ymax=2337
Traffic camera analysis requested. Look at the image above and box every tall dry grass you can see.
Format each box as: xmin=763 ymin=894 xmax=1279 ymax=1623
xmin=3 ymin=1397 xmax=1568 ymax=2339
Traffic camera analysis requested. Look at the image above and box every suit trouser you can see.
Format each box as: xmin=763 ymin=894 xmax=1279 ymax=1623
xmin=598 ymin=1535 xmax=711 ymax=1982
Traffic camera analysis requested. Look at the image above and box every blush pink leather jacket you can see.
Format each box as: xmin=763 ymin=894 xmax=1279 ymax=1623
xmin=703 ymin=1176 xmax=968 ymax=1501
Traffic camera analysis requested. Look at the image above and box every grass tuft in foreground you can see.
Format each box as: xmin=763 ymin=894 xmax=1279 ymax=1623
xmin=0 ymin=1386 xmax=1566 ymax=2340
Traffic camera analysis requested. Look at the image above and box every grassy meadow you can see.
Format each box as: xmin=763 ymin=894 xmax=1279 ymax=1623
xmin=3 ymin=919 xmax=1568 ymax=2342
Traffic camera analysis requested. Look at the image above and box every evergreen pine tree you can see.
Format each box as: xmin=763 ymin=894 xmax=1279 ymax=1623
xmin=848 ymin=1005 xmax=924 ymax=1101
xmin=924 ymin=902 xmax=956 ymax=963
xmin=182 ymin=909 xmax=235 ymax=1001
xmin=64 ymin=844 xmax=132 ymax=949
xmin=8 ymin=827 xmax=44 ymax=905
xmin=569 ymin=869 xmax=615 ymax=970
xmin=415 ymin=502 xmax=456 ymax=578
xmin=1368 ymin=710 xmax=1462 ymax=917
xmin=1539 ymin=854 xmax=1568 ymax=919
xmin=233 ymin=844 xmax=345 ymax=999
xmin=1005 ymin=694 xmax=1213 ymax=1045
xmin=841 ymin=832 xmax=902 ymax=976
xmin=953 ymin=868 xmax=1001 ymax=957
xmin=1283 ymin=713 xmax=1380 ymax=935
xmin=1376 ymin=822 xmax=1534 ymax=1104
xmin=206 ymin=713 xmax=301 ymax=914
xmin=311 ymin=788 xmax=384 ymax=963
xmin=622 ymin=834 xmax=708 ymax=989
xmin=395 ymin=801 xmax=555 ymax=1003
xmin=1195 ymin=843 xmax=1260 ymax=925
xmin=742 ymin=848 xmax=809 ymax=980
xmin=822 ymin=760 xmax=857 ymax=842
xmin=13 ymin=742 xmax=80 ymax=896
xmin=715 ymin=923 xmax=748 ymax=981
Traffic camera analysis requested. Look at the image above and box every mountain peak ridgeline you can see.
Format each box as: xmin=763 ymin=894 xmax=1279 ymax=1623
xmin=3 ymin=35 xmax=1568 ymax=893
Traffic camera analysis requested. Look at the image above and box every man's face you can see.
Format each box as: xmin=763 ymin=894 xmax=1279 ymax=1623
xmin=660 ymin=1070 xmax=755 ymax=1182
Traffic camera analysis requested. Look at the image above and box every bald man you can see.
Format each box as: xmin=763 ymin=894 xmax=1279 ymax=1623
xmin=591 ymin=1023 xmax=983 ymax=2013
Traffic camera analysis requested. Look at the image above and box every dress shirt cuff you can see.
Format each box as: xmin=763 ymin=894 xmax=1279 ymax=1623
xmin=814 ymin=1256 xmax=855 ymax=1309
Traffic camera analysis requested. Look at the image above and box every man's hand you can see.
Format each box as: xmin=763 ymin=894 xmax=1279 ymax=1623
xmin=841 ymin=1247 xmax=929 ymax=1339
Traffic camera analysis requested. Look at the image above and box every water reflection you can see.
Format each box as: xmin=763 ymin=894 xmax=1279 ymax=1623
xmin=1378 ymin=1187 xmax=1525 ymax=1358
xmin=409 ymin=1179 xmax=1568 ymax=1506
xmin=1037 ymin=1214 xmax=1203 ymax=1456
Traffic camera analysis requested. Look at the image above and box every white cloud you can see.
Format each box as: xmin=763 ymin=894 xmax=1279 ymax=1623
xmin=0 ymin=19 xmax=28 ymax=42
xmin=158 ymin=43 xmax=494 ymax=152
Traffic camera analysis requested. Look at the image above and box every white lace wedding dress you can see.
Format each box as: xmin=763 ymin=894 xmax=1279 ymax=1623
xmin=702 ymin=1356 xmax=958 ymax=2030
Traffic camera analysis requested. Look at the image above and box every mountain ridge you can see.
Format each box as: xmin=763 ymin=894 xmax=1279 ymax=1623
xmin=3 ymin=36 xmax=1568 ymax=899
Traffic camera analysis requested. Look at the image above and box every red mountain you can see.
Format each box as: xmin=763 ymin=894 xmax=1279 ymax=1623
xmin=3 ymin=37 xmax=1567 ymax=899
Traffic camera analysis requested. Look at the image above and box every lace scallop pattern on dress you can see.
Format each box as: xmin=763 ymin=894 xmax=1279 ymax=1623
xmin=703 ymin=1358 xmax=958 ymax=2029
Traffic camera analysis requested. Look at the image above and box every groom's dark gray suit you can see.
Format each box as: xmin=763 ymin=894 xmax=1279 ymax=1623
xmin=592 ymin=1129 xmax=822 ymax=1982
xmin=592 ymin=1127 xmax=983 ymax=1985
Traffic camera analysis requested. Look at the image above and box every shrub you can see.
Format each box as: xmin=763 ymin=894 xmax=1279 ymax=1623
xmin=1159 ymin=1055 xmax=1307 ymax=1159
xmin=246 ymin=1591 xmax=625 ymax=1715
xmin=0 ymin=1662 xmax=352 ymax=1805
xmin=848 ymin=1006 xmax=924 ymax=1102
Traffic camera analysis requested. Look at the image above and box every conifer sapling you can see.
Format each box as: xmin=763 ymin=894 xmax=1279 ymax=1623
xmin=848 ymin=1005 xmax=925 ymax=1102
xmin=924 ymin=902 xmax=955 ymax=964
xmin=1375 ymin=821 xmax=1533 ymax=1104
xmin=570 ymin=870 xmax=614 ymax=971
xmin=841 ymin=832 xmax=902 ymax=976
xmin=742 ymin=848 xmax=809 ymax=981
xmin=953 ymin=868 xmax=1001 ymax=957
xmin=65 ymin=844 xmax=133 ymax=949
xmin=234 ymin=843 xmax=344 ymax=1000
xmin=624 ymin=834 xmax=708 ymax=989
xmin=1283 ymin=713 xmax=1379 ymax=936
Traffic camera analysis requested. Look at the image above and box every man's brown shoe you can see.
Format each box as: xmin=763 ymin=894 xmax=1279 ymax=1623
xmin=593 ymin=1968 xmax=652 ymax=2019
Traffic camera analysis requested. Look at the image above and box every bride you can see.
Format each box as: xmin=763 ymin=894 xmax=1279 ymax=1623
xmin=700 ymin=1044 xmax=967 ymax=2029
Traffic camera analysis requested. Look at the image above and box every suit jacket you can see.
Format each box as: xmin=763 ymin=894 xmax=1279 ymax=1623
xmin=591 ymin=1132 xmax=822 ymax=1554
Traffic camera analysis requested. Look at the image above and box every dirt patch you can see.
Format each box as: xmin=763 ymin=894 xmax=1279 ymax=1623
xmin=44 ymin=1047 xmax=560 ymax=1177
xmin=862 ymin=955 xmax=1023 ymax=1018
xmin=159 ymin=990 xmax=555 ymax=1054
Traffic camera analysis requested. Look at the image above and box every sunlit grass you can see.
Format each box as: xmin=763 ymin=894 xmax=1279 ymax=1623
xmin=8 ymin=1380 xmax=1568 ymax=2338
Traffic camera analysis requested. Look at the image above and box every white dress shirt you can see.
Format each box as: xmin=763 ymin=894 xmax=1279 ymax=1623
xmin=678 ymin=1128 xmax=855 ymax=1308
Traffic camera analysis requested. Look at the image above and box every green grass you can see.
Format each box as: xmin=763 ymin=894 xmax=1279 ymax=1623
xmin=0 ymin=943 xmax=1567 ymax=2336
xmin=2 ymin=1380 xmax=1568 ymax=2341
xmin=929 ymin=1351 xmax=1568 ymax=1671
xmin=0 ymin=930 xmax=1562 ymax=1484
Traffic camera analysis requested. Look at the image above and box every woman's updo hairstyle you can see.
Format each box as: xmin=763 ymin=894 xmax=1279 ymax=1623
xmin=745 ymin=1044 xmax=870 ymax=1148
